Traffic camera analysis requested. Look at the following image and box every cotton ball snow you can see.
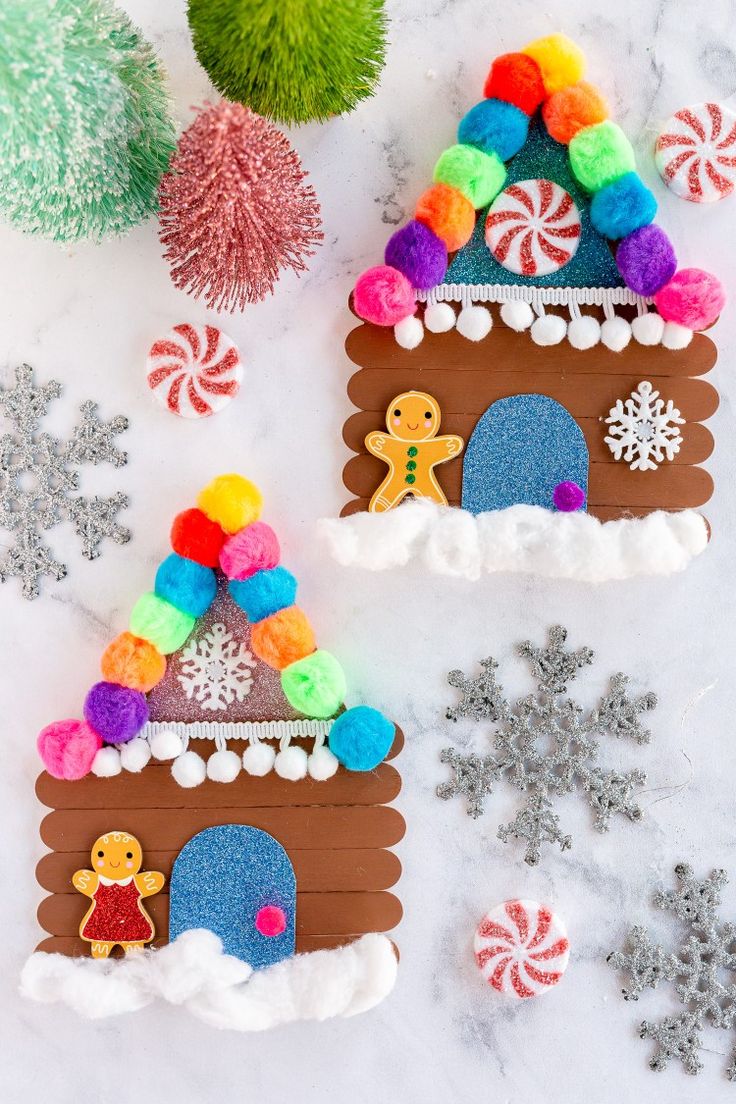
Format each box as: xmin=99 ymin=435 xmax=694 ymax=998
xmin=531 ymin=314 xmax=566 ymax=346
xmin=120 ymin=738 xmax=151 ymax=772
xmin=242 ymin=742 xmax=276 ymax=776
xmin=172 ymin=750 xmax=206 ymax=787
xmin=91 ymin=747 xmax=122 ymax=777
xmin=567 ymin=315 xmax=601 ymax=349
xmin=206 ymin=748 xmax=241 ymax=782
xmin=394 ymin=314 xmax=424 ymax=349
xmin=500 ymin=300 xmax=533 ymax=332
xmin=662 ymin=322 xmax=693 ymax=350
xmin=150 ymin=728 xmax=184 ymax=760
xmin=274 ymin=745 xmax=309 ymax=780
xmin=456 ymin=305 xmax=492 ymax=341
xmin=308 ymin=745 xmax=340 ymax=780
xmin=423 ymin=302 xmax=456 ymax=332
xmin=632 ymin=312 xmax=665 ymax=346
xmin=601 ymin=316 xmax=632 ymax=352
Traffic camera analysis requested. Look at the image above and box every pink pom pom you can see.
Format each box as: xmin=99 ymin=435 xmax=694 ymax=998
xmin=255 ymin=905 xmax=287 ymax=937
xmin=220 ymin=522 xmax=280 ymax=581
xmin=353 ymin=265 xmax=415 ymax=326
xmin=37 ymin=719 xmax=101 ymax=780
xmin=654 ymin=268 xmax=726 ymax=331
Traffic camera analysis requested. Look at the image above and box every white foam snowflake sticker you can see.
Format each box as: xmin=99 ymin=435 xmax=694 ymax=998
xmin=604 ymin=380 xmax=685 ymax=472
xmin=177 ymin=623 xmax=256 ymax=711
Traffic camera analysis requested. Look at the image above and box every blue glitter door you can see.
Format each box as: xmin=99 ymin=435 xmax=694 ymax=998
xmin=461 ymin=394 xmax=589 ymax=513
xmin=169 ymin=825 xmax=296 ymax=968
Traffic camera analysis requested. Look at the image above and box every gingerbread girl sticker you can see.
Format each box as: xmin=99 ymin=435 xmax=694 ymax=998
xmin=73 ymin=831 xmax=164 ymax=957
xmin=365 ymin=390 xmax=464 ymax=512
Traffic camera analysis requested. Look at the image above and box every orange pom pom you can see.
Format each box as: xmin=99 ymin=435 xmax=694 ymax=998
xmin=543 ymin=81 xmax=609 ymax=145
xmin=415 ymin=183 xmax=475 ymax=252
xmin=101 ymin=632 xmax=166 ymax=693
xmin=250 ymin=607 xmax=316 ymax=670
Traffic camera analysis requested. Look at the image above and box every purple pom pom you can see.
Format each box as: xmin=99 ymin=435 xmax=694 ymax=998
xmin=616 ymin=225 xmax=677 ymax=297
xmin=385 ymin=219 xmax=448 ymax=291
xmin=553 ymin=481 xmax=585 ymax=512
xmin=83 ymin=681 xmax=149 ymax=745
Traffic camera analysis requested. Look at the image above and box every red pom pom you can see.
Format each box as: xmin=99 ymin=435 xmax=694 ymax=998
xmin=171 ymin=508 xmax=226 ymax=567
xmin=255 ymin=905 xmax=287 ymax=937
xmin=38 ymin=719 xmax=101 ymax=780
xmin=484 ymin=53 xmax=546 ymax=116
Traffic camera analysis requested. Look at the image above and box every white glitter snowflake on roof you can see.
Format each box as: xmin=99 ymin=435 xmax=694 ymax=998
xmin=177 ymin=622 xmax=256 ymax=711
xmin=604 ymin=380 xmax=685 ymax=472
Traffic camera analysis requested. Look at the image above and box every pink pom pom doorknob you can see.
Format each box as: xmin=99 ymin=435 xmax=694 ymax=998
xmin=255 ymin=905 xmax=287 ymax=937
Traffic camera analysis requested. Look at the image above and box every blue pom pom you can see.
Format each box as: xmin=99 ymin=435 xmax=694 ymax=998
xmin=458 ymin=98 xmax=529 ymax=161
xmin=229 ymin=567 xmax=297 ymax=623
xmin=154 ymin=553 xmax=216 ymax=618
xmin=589 ymin=172 xmax=657 ymax=241
xmin=328 ymin=706 xmax=395 ymax=772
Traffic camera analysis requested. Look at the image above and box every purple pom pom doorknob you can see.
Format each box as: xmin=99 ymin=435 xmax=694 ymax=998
xmin=553 ymin=481 xmax=585 ymax=512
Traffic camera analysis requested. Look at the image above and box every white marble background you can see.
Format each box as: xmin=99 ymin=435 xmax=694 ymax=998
xmin=3 ymin=1 xmax=736 ymax=1100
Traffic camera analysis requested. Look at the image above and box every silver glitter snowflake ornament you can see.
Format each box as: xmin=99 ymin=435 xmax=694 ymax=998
xmin=609 ymin=864 xmax=736 ymax=1081
xmin=0 ymin=364 xmax=130 ymax=599
xmin=437 ymin=626 xmax=657 ymax=864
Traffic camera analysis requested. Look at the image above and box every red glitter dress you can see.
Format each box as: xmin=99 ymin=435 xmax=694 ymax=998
xmin=81 ymin=879 xmax=154 ymax=943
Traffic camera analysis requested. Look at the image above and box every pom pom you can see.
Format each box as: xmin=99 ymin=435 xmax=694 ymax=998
xmin=394 ymin=314 xmax=425 ymax=350
xmin=484 ymin=52 xmax=545 ymax=115
xmin=308 ymin=745 xmax=340 ymax=781
xmin=531 ymin=314 xmax=567 ymax=346
xmin=220 ymin=522 xmax=280 ymax=581
xmin=616 ymin=225 xmax=677 ymax=296
xmin=172 ymin=750 xmax=207 ymax=788
xmin=353 ymin=265 xmax=415 ymax=326
xmin=424 ymin=302 xmax=456 ymax=332
xmin=281 ymin=650 xmax=346 ymax=719
xmin=130 ymin=593 xmax=195 ymax=655
xmin=255 ymin=905 xmax=287 ymax=937
xmin=274 ymin=745 xmax=309 ymax=780
xmin=243 ymin=741 xmax=276 ymax=776
xmin=91 ymin=746 xmax=122 ymax=778
xmin=569 ymin=121 xmax=636 ymax=193
xmin=632 ymin=312 xmax=666 ymax=346
xmin=542 ymin=81 xmax=609 ymax=145
xmin=567 ymin=314 xmax=601 ymax=349
xmin=150 ymin=728 xmax=184 ymax=761
xmin=328 ymin=706 xmax=395 ymax=772
xmin=229 ymin=566 xmax=298 ymax=623
xmin=600 ymin=316 xmax=632 ymax=352
xmin=654 ymin=268 xmax=726 ymax=331
xmin=120 ymin=738 xmax=151 ymax=773
xmin=100 ymin=632 xmax=166 ymax=693
xmin=415 ymin=183 xmax=475 ymax=251
xmin=384 ymin=219 xmax=448 ymax=290
xmin=500 ymin=300 xmax=534 ymax=331
xmin=37 ymin=719 xmax=101 ymax=780
xmin=250 ymin=607 xmax=316 ymax=670
xmin=83 ymin=682 xmax=148 ymax=745
xmin=456 ymin=305 xmax=493 ymax=341
xmin=197 ymin=474 xmax=263 ymax=534
xmin=589 ymin=173 xmax=657 ymax=240
xmin=522 ymin=33 xmax=586 ymax=95
xmin=553 ymin=481 xmax=586 ymax=512
xmin=171 ymin=507 xmax=225 ymax=567
xmin=206 ymin=748 xmax=242 ymax=783
xmin=154 ymin=553 xmax=217 ymax=618
xmin=433 ymin=144 xmax=506 ymax=209
xmin=662 ymin=322 xmax=694 ymax=350
xmin=457 ymin=98 xmax=530 ymax=161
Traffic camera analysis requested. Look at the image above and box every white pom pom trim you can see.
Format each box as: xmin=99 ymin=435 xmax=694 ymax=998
xmin=500 ymin=300 xmax=534 ymax=332
xmin=662 ymin=321 xmax=693 ymax=350
xmin=531 ymin=314 xmax=566 ymax=346
xmin=632 ymin=312 xmax=665 ymax=346
xmin=601 ymin=316 xmax=632 ymax=352
xmin=120 ymin=738 xmax=151 ymax=773
xmin=567 ymin=315 xmax=601 ymax=350
xmin=206 ymin=748 xmax=241 ymax=783
xmin=171 ymin=750 xmax=206 ymax=788
xmin=456 ymin=305 xmax=493 ymax=341
xmin=274 ymin=745 xmax=309 ymax=781
xmin=91 ymin=746 xmax=121 ymax=777
xmin=308 ymin=746 xmax=340 ymax=781
xmin=424 ymin=302 xmax=456 ymax=333
xmin=150 ymin=729 xmax=184 ymax=761
xmin=394 ymin=314 xmax=424 ymax=350
xmin=242 ymin=742 xmax=276 ymax=777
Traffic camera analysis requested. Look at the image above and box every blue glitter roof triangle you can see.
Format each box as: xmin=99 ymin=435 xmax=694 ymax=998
xmin=445 ymin=118 xmax=624 ymax=289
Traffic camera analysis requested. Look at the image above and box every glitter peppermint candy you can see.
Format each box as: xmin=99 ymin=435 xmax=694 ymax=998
xmin=147 ymin=324 xmax=243 ymax=418
xmin=474 ymin=899 xmax=570 ymax=998
xmin=655 ymin=102 xmax=736 ymax=203
xmin=485 ymin=179 xmax=581 ymax=277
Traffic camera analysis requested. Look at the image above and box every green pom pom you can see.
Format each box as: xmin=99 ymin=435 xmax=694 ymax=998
xmin=433 ymin=144 xmax=506 ymax=209
xmin=187 ymin=0 xmax=387 ymax=125
xmin=281 ymin=650 xmax=346 ymax=719
xmin=569 ymin=121 xmax=636 ymax=194
xmin=0 ymin=0 xmax=175 ymax=242
xmin=130 ymin=593 xmax=195 ymax=655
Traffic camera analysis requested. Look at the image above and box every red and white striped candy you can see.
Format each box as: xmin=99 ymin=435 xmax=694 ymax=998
xmin=474 ymin=899 xmax=570 ymax=999
xmin=147 ymin=324 xmax=243 ymax=418
xmin=485 ymin=179 xmax=581 ymax=277
xmin=655 ymin=102 xmax=736 ymax=203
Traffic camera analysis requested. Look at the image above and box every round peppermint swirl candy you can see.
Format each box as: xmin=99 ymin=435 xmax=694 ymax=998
xmin=474 ymin=899 xmax=570 ymax=999
xmin=655 ymin=102 xmax=736 ymax=203
xmin=147 ymin=324 xmax=243 ymax=418
xmin=485 ymin=179 xmax=581 ymax=277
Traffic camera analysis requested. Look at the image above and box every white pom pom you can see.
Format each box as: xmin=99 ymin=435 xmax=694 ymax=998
xmin=120 ymin=738 xmax=151 ymax=773
xmin=531 ymin=313 xmax=566 ymax=346
xmin=394 ymin=314 xmax=424 ymax=349
xmin=567 ymin=315 xmax=601 ymax=350
xmin=91 ymin=746 xmax=121 ymax=777
xmin=242 ymin=742 xmax=276 ymax=777
xmin=150 ymin=729 xmax=184 ymax=761
xmin=500 ymin=300 xmax=534 ymax=332
xmin=601 ymin=316 xmax=632 ymax=352
xmin=206 ymin=748 xmax=241 ymax=783
xmin=308 ymin=745 xmax=340 ymax=781
xmin=274 ymin=745 xmax=309 ymax=781
xmin=424 ymin=302 xmax=456 ymax=333
xmin=632 ymin=312 xmax=665 ymax=346
xmin=456 ymin=305 xmax=493 ymax=341
xmin=662 ymin=321 xmax=693 ymax=350
xmin=171 ymin=750 xmax=206 ymax=788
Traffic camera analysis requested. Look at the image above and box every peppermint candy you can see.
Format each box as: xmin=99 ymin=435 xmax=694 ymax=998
xmin=474 ymin=899 xmax=570 ymax=998
xmin=485 ymin=179 xmax=581 ymax=277
xmin=147 ymin=324 xmax=243 ymax=418
xmin=655 ymin=102 xmax=736 ymax=203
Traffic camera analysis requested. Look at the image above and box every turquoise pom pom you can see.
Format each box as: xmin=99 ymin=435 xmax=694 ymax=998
xmin=229 ymin=567 xmax=297 ymax=623
xmin=589 ymin=172 xmax=657 ymax=241
xmin=458 ymin=98 xmax=529 ymax=162
xmin=154 ymin=553 xmax=217 ymax=618
xmin=328 ymin=706 xmax=395 ymax=772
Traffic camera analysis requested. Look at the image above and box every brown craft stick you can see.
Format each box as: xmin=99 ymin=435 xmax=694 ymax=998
xmin=36 ymin=934 xmax=367 ymax=956
xmin=338 ymin=497 xmax=704 ymax=523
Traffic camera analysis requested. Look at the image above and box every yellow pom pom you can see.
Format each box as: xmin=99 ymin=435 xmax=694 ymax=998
xmin=197 ymin=474 xmax=263 ymax=534
xmin=522 ymin=33 xmax=585 ymax=95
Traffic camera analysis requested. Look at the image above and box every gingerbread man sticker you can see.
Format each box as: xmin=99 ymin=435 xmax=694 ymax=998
xmin=73 ymin=831 xmax=164 ymax=958
xmin=365 ymin=391 xmax=464 ymax=512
